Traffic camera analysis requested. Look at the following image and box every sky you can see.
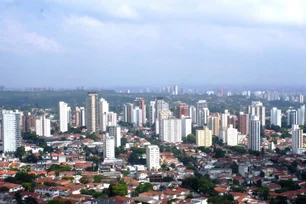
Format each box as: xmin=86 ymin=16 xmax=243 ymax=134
xmin=0 ymin=0 xmax=306 ymax=89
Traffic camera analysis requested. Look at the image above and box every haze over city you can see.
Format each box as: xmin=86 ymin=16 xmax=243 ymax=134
xmin=1 ymin=0 xmax=306 ymax=88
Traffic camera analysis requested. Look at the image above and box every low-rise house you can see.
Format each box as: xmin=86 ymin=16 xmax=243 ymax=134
xmin=35 ymin=186 xmax=60 ymax=197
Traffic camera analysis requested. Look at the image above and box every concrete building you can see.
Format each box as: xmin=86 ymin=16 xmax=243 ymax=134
xmin=146 ymin=145 xmax=160 ymax=170
xmin=248 ymin=101 xmax=266 ymax=126
xmin=249 ymin=116 xmax=261 ymax=151
xmin=174 ymin=102 xmax=188 ymax=119
xmin=158 ymin=110 xmax=172 ymax=136
xmin=207 ymin=114 xmax=220 ymax=136
xmin=297 ymin=105 xmax=305 ymax=126
xmin=99 ymin=98 xmax=109 ymax=132
xmin=270 ymin=107 xmax=282 ymax=127
xmin=299 ymin=94 xmax=304 ymax=104
xmin=220 ymin=110 xmax=229 ymax=128
xmin=196 ymin=126 xmax=212 ymax=147
xmin=86 ymin=92 xmax=99 ymax=133
xmin=123 ymin=103 xmax=134 ymax=123
xmin=287 ymin=107 xmax=297 ymax=126
xmin=160 ymin=116 xmax=182 ymax=143
xmin=181 ymin=116 xmax=192 ymax=137
xmin=107 ymin=112 xmax=117 ymax=127
xmin=238 ymin=112 xmax=249 ymax=135
xmin=132 ymin=106 xmax=143 ymax=126
xmin=189 ymin=105 xmax=197 ymax=124
xmin=155 ymin=97 xmax=169 ymax=121
xmin=103 ymin=134 xmax=115 ymax=159
xmin=134 ymin=97 xmax=146 ymax=125
xmin=59 ymin=101 xmax=68 ymax=132
xmin=226 ymin=124 xmax=238 ymax=146
xmin=148 ymin=101 xmax=156 ymax=126
xmin=36 ymin=116 xmax=51 ymax=137
xmin=292 ymin=124 xmax=303 ymax=154
xmin=108 ymin=126 xmax=121 ymax=148
xmin=22 ymin=113 xmax=36 ymax=132
xmin=1 ymin=110 xmax=23 ymax=152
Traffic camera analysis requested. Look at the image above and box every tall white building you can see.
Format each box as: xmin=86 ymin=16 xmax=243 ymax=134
xmin=299 ymin=94 xmax=304 ymax=104
xmin=59 ymin=101 xmax=68 ymax=132
xmin=249 ymin=116 xmax=261 ymax=151
xmin=181 ymin=116 xmax=192 ymax=137
xmin=123 ymin=103 xmax=134 ymax=123
xmin=248 ymin=101 xmax=266 ymax=126
xmin=189 ymin=106 xmax=197 ymax=124
xmin=148 ymin=101 xmax=156 ymax=125
xmin=297 ymin=105 xmax=305 ymax=126
xmin=221 ymin=110 xmax=229 ymax=128
xmin=197 ymin=108 xmax=210 ymax=127
xmin=292 ymin=124 xmax=303 ymax=154
xmin=146 ymin=145 xmax=160 ymax=170
xmin=287 ymin=108 xmax=297 ymax=126
xmin=158 ymin=110 xmax=172 ymax=135
xmin=107 ymin=112 xmax=117 ymax=127
xmin=270 ymin=107 xmax=282 ymax=127
xmin=161 ymin=116 xmax=182 ymax=143
xmin=196 ymin=126 xmax=212 ymax=147
xmin=79 ymin=107 xmax=86 ymax=126
xmin=132 ymin=106 xmax=143 ymax=126
xmin=103 ymin=134 xmax=115 ymax=159
xmin=108 ymin=126 xmax=121 ymax=147
xmin=99 ymin=98 xmax=109 ymax=132
xmin=155 ymin=98 xmax=169 ymax=121
xmin=226 ymin=125 xmax=238 ymax=146
xmin=36 ymin=116 xmax=51 ymax=137
xmin=86 ymin=92 xmax=99 ymax=133
xmin=1 ymin=110 xmax=23 ymax=152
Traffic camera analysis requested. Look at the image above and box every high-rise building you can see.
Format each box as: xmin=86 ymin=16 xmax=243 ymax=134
xmin=297 ymin=105 xmax=305 ymax=126
xmin=99 ymin=98 xmax=109 ymax=132
xmin=59 ymin=101 xmax=68 ymax=132
xmin=107 ymin=112 xmax=117 ymax=127
xmin=270 ymin=107 xmax=282 ymax=127
xmin=1 ymin=110 xmax=23 ymax=152
xmin=132 ymin=106 xmax=143 ymax=126
xmin=238 ymin=112 xmax=249 ymax=135
xmin=157 ymin=110 xmax=172 ymax=135
xmin=292 ymin=124 xmax=303 ymax=154
xmin=207 ymin=113 xmax=220 ymax=136
xmin=181 ymin=116 xmax=192 ymax=137
xmin=248 ymin=101 xmax=266 ymax=126
xmin=226 ymin=124 xmax=238 ymax=146
xmin=228 ymin=115 xmax=238 ymax=128
xmin=155 ymin=97 xmax=169 ymax=121
xmin=86 ymin=92 xmax=99 ymax=133
xmin=160 ymin=116 xmax=182 ymax=143
xmin=67 ymin=106 xmax=72 ymax=126
xmin=197 ymin=108 xmax=210 ymax=127
xmin=146 ymin=145 xmax=160 ymax=170
xmin=221 ymin=110 xmax=229 ymax=128
xmin=36 ymin=116 xmax=51 ymax=137
xmin=173 ymin=85 xmax=178 ymax=95
xmin=174 ymin=102 xmax=189 ymax=119
xmin=75 ymin=107 xmax=80 ymax=127
xmin=148 ymin=101 xmax=156 ymax=126
xmin=134 ymin=97 xmax=146 ymax=125
xmin=249 ymin=115 xmax=261 ymax=151
xmin=103 ymin=134 xmax=115 ymax=159
xmin=22 ymin=113 xmax=36 ymax=132
xmin=299 ymin=94 xmax=304 ymax=104
xmin=287 ymin=108 xmax=297 ymax=126
xmin=196 ymin=126 xmax=212 ymax=147
xmin=79 ymin=107 xmax=86 ymax=127
xmin=123 ymin=103 xmax=134 ymax=123
xmin=189 ymin=106 xmax=197 ymax=124
xmin=108 ymin=126 xmax=121 ymax=147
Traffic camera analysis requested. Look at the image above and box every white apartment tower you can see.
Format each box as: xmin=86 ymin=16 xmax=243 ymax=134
xmin=132 ymin=106 xmax=143 ymax=126
xmin=36 ymin=116 xmax=51 ymax=137
xmin=108 ymin=126 xmax=121 ymax=147
xmin=59 ymin=101 xmax=68 ymax=132
xmin=196 ymin=126 xmax=212 ymax=147
xmin=181 ymin=116 xmax=192 ymax=137
xmin=155 ymin=97 xmax=169 ymax=121
xmin=103 ymin=134 xmax=115 ymax=159
xmin=161 ymin=116 xmax=182 ymax=143
xmin=270 ymin=107 xmax=282 ymax=127
xmin=249 ymin=115 xmax=261 ymax=151
xmin=189 ymin=106 xmax=197 ymax=124
xmin=292 ymin=124 xmax=303 ymax=154
xmin=287 ymin=108 xmax=297 ymax=126
xmin=146 ymin=145 xmax=160 ymax=170
xmin=297 ymin=105 xmax=305 ymax=126
xmin=158 ymin=110 xmax=172 ymax=135
xmin=221 ymin=109 xmax=230 ymax=128
xmin=1 ymin=110 xmax=23 ymax=152
xmin=148 ymin=101 xmax=156 ymax=125
xmin=86 ymin=92 xmax=99 ymax=133
xmin=226 ymin=125 xmax=238 ymax=146
xmin=99 ymin=98 xmax=109 ymax=132
xmin=196 ymin=100 xmax=208 ymax=126
xmin=248 ymin=101 xmax=266 ymax=126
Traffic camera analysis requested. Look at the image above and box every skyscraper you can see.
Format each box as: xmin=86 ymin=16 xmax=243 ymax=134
xmin=226 ymin=124 xmax=238 ymax=146
xmin=297 ymin=105 xmax=305 ymax=125
xmin=196 ymin=126 xmax=212 ymax=147
xmin=158 ymin=110 xmax=172 ymax=135
xmin=196 ymin=100 xmax=208 ymax=126
xmin=134 ymin=97 xmax=146 ymax=125
xmin=86 ymin=92 xmax=99 ymax=133
xmin=248 ymin=101 xmax=266 ymax=126
xmin=270 ymin=107 xmax=282 ymax=127
xmin=22 ymin=113 xmax=36 ymax=132
xmin=249 ymin=116 xmax=261 ymax=151
xmin=189 ymin=105 xmax=197 ymax=124
xmin=181 ymin=116 xmax=192 ymax=137
xmin=36 ymin=115 xmax=51 ymax=137
xmin=132 ymin=106 xmax=143 ymax=126
xmin=287 ymin=107 xmax=297 ymax=126
xmin=123 ymin=103 xmax=134 ymax=123
xmin=99 ymin=98 xmax=109 ymax=132
xmin=108 ymin=126 xmax=121 ymax=148
xmin=207 ymin=113 xmax=220 ymax=136
xmin=146 ymin=145 xmax=160 ymax=170
xmin=59 ymin=101 xmax=68 ymax=132
xmin=1 ymin=110 xmax=23 ymax=152
xmin=148 ymin=101 xmax=156 ymax=126
xmin=155 ymin=97 xmax=169 ymax=121
xmin=161 ymin=116 xmax=182 ymax=143
xmin=174 ymin=102 xmax=188 ymax=119
xmin=238 ymin=112 xmax=249 ymax=135
xmin=103 ymin=134 xmax=115 ymax=159
xmin=221 ymin=109 xmax=229 ymax=128
xmin=299 ymin=94 xmax=304 ymax=104
xmin=292 ymin=124 xmax=303 ymax=154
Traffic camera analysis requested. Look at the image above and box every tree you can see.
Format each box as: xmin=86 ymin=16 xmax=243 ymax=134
xmin=183 ymin=134 xmax=196 ymax=144
xmin=230 ymin=162 xmax=238 ymax=174
xmin=110 ymin=183 xmax=128 ymax=196
xmin=214 ymin=148 xmax=226 ymax=158
xmin=93 ymin=175 xmax=102 ymax=183
xmin=134 ymin=183 xmax=153 ymax=196
xmin=260 ymin=171 xmax=265 ymax=178
xmin=122 ymin=170 xmax=130 ymax=176
xmin=208 ymin=195 xmax=234 ymax=204
xmin=24 ymin=196 xmax=38 ymax=204
xmin=14 ymin=146 xmax=26 ymax=159
xmin=79 ymin=177 xmax=90 ymax=184
xmin=182 ymin=176 xmax=214 ymax=195
xmin=255 ymin=187 xmax=269 ymax=200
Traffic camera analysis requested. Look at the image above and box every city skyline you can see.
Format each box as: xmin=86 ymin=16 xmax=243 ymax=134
xmin=1 ymin=1 xmax=306 ymax=88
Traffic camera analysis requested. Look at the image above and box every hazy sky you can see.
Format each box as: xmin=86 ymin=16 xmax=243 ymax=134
xmin=0 ymin=0 xmax=306 ymax=88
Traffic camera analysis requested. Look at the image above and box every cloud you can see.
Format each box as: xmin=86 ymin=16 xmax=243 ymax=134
xmin=0 ymin=18 xmax=65 ymax=54
xmin=47 ymin=0 xmax=306 ymax=25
